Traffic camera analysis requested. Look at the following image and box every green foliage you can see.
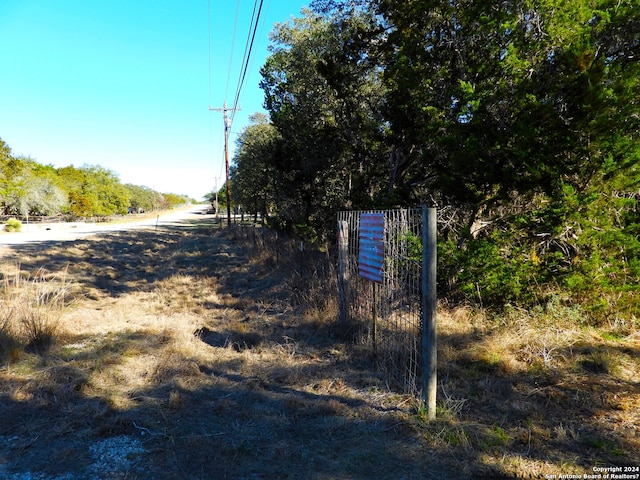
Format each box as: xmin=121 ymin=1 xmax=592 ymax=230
xmin=437 ymin=182 xmax=640 ymax=324
xmin=378 ymin=0 xmax=639 ymax=210
xmin=124 ymin=184 xmax=156 ymax=212
xmin=0 ymin=137 xmax=186 ymax=218
xmin=5 ymin=218 xmax=22 ymax=232
xmin=208 ymin=0 xmax=640 ymax=323
xmin=75 ymin=165 xmax=130 ymax=217
xmin=260 ymin=7 xmax=389 ymax=238
xmin=230 ymin=113 xmax=279 ymax=218
xmin=442 ymin=231 xmax=540 ymax=307
xmin=162 ymin=193 xmax=189 ymax=209
xmin=559 ymin=188 xmax=640 ymax=322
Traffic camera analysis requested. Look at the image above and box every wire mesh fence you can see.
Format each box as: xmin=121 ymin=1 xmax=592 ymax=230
xmin=337 ymin=208 xmax=425 ymax=396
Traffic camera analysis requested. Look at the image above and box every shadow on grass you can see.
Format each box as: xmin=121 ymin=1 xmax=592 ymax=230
xmin=0 ymin=217 xmax=454 ymax=479
xmin=435 ymin=327 xmax=640 ymax=476
xmin=1 ymin=214 xmax=231 ymax=297
xmin=1 ymin=218 xmax=637 ymax=479
xmin=0 ymin=329 xmax=452 ymax=480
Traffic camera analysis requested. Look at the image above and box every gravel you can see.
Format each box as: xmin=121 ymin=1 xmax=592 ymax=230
xmin=0 ymin=435 xmax=147 ymax=480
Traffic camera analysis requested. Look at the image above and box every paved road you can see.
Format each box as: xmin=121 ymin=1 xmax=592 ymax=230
xmin=0 ymin=204 xmax=211 ymax=246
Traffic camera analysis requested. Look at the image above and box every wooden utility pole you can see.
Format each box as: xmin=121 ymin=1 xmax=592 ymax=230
xmin=209 ymin=102 xmax=240 ymax=225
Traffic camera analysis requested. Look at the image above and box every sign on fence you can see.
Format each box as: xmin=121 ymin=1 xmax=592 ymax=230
xmin=358 ymin=213 xmax=385 ymax=284
xmin=338 ymin=207 xmax=438 ymax=419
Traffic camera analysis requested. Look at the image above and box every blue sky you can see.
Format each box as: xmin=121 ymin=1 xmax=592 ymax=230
xmin=0 ymin=1 xmax=308 ymax=200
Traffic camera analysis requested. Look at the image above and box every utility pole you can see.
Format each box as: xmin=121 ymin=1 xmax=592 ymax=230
xmin=209 ymin=102 xmax=240 ymax=225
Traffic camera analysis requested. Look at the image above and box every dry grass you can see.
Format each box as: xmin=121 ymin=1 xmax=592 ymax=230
xmin=0 ymin=266 xmax=73 ymax=361
xmin=432 ymin=304 xmax=639 ymax=477
xmin=0 ymin=217 xmax=637 ymax=479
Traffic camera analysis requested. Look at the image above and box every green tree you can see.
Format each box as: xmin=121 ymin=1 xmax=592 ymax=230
xmin=260 ymin=6 xmax=388 ymax=237
xmin=59 ymin=165 xmax=130 ymax=217
xmin=373 ymin=0 xmax=640 ymax=315
xmin=124 ymin=184 xmax=156 ymax=212
xmin=256 ymin=0 xmax=639 ymax=318
xmin=230 ymin=113 xmax=279 ymax=220
xmin=377 ymin=0 xmax=639 ymax=216
xmin=162 ymin=193 xmax=188 ymax=209
xmin=0 ymin=155 xmax=64 ymax=216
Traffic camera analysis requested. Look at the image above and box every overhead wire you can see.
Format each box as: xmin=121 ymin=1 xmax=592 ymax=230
xmin=209 ymin=0 xmax=271 ymax=146
xmin=245 ymin=0 xmax=273 ymax=92
xmin=225 ymin=0 xmax=242 ymax=102
xmin=208 ymin=0 xmax=230 ymax=194
xmin=229 ymin=0 xmax=266 ymax=126
xmin=207 ymin=0 xmax=274 ymax=198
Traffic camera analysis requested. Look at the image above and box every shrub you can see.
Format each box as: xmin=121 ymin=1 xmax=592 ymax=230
xmin=0 ymin=267 xmax=68 ymax=358
xmin=5 ymin=218 xmax=22 ymax=232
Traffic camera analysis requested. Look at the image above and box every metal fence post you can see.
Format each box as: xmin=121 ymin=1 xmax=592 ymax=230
xmin=337 ymin=220 xmax=350 ymax=324
xmin=421 ymin=206 xmax=437 ymax=419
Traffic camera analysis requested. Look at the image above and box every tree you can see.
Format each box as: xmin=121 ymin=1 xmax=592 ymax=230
xmin=374 ymin=0 xmax=640 ymax=312
xmin=377 ymin=0 xmax=639 ymax=215
xmin=0 ymin=138 xmax=11 ymax=160
xmin=0 ymin=154 xmax=65 ymax=215
xmin=125 ymin=184 xmax=156 ymax=212
xmin=260 ymin=7 xmax=388 ymax=237
xmin=230 ymin=113 xmax=279 ymax=220
xmin=59 ymin=165 xmax=130 ymax=217
xmin=255 ymin=0 xmax=640 ymax=317
xmin=0 ymin=137 xmax=187 ymax=219
xmin=162 ymin=193 xmax=189 ymax=209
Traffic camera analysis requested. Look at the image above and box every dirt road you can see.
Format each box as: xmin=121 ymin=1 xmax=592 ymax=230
xmin=0 ymin=204 xmax=210 ymax=246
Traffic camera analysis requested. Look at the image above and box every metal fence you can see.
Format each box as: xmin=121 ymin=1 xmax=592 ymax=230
xmin=337 ymin=208 xmax=434 ymax=398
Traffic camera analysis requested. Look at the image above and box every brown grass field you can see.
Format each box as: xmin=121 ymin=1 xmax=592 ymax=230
xmin=0 ymin=212 xmax=638 ymax=479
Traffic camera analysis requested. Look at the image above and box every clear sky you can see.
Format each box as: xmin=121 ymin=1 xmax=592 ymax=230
xmin=0 ymin=1 xmax=308 ymax=200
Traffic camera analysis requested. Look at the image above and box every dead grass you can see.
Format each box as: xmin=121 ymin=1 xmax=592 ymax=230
xmin=0 ymin=218 xmax=637 ymax=479
xmin=0 ymin=266 xmax=73 ymax=361
xmin=432 ymin=304 xmax=639 ymax=477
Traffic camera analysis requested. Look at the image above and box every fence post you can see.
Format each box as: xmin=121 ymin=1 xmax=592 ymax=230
xmin=421 ymin=206 xmax=437 ymax=419
xmin=337 ymin=220 xmax=350 ymax=324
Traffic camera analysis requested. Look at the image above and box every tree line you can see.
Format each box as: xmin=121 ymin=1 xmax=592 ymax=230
xmin=0 ymin=138 xmax=190 ymax=219
xmin=227 ymin=0 xmax=639 ymax=322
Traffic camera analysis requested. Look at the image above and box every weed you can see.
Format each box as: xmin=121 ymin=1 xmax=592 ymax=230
xmin=554 ymin=423 xmax=567 ymax=441
xmin=0 ymin=297 xmax=21 ymax=361
xmin=437 ymin=384 xmax=468 ymax=419
xmin=488 ymin=425 xmax=511 ymax=447
xmin=168 ymin=388 xmax=182 ymax=410
xmin=0 ymin=324 xmax=22 ymax=363
xmin=582 ymin=436 xmax=625 ymax=456
xmin=0 ymin=266 xmax=69 ymax=358
xmin=580 ymin=349 xmax=621 ymax=376
xmin=21 ymin=304 xmax=58 ymax=353
xmin=5 ymin=218 xmax=22 ymax=232
xmin=447 ymin=427 xmax=471 ymax=448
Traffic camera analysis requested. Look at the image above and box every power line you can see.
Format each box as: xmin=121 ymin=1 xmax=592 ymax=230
xmin=225 ymin=0 xmax=242 ymax=101
xmin=208 ymin=0 xmax=235 ymax=210
xmin=230 ymin=0 xmax=265 ymax=124
xmin=245 ymin=0 xmax=273 ymax=92
xmin=208 ymin=0 xmax=271 ymax=221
